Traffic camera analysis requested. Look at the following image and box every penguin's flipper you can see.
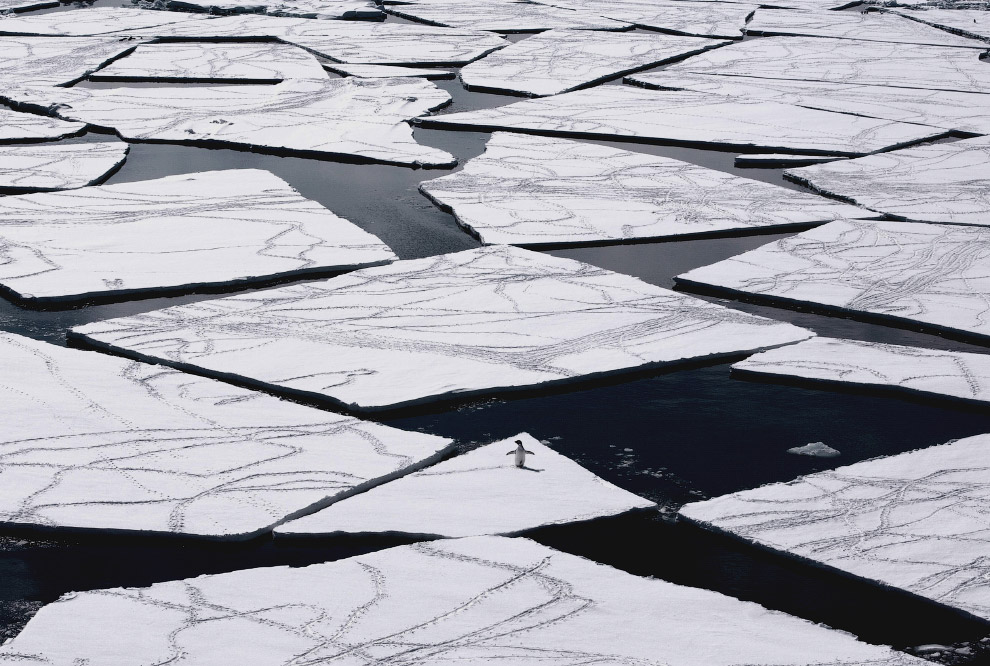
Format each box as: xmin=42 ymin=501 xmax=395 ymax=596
xmin=524 ymin=449 xmax=535 ymax=454
xmin=507 ymin=450 xmax=515 ymax=455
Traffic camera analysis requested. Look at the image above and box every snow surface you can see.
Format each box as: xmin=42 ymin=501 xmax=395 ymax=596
xmin=0 ymin=140 xmax=128 ymax=193
xmin=0 ymin=333 xmax=452 ymax=539
xmin=890 ymin=8 xmax=990 ymax=42
xmin=276 ymin=433 xmax=655 ymax=538
xmin=548 ymin=0 xmax=758 ymax=38
xmin=0 ymin=106 xmax=84 ymax=142
xmin=785 ymin=136 xmax=990 ymax=226
xmin=787 ymin=442 xmax=841 ymax=458
xmin=745 ymin=8 xmax=987 ymax=47
xmin=417 ymin=85 xmax=947 ymax=156
xmin=734 ymin=337 xmax=990 ymax=407
xmin=665 ymin=36 xmax=990 ymax=94
xmin=0 ymin=535 xmax=928 ymax=665
xmin=0 ymin=7 xmax=209 ymax=36
xmin=70 ymin=245 xmax=812 ymax=412
xmin=0 ymin=169 xmax=397 ymax=305
xmin=0 ymin=36 xmax=142 ymax=87
xmin=459 ymin=30 xmax=728 ymax=97
xmin=628 ymin=71 xmax=990 ymax=135
xmin=157 ymin=0 xmax=381 ymax=18
xmin=325 ymin=63 xmax=455 ymax=79
xmin=384 ymin=0 xmax=626 ymax=32
xmin=734 ymin=154 xmax=845 ymax=168
xmin=677 ymin=219 xmax=990 ymax=342
xmin=0 ymin=0 xmax=55 ymax=11
xmin=681 ymin=434 xmax=990 ymax=623
xmin=91 ymin=42 xmax=328 ymax=83
xmin=5 ymin=77 xmax=454 ymax=167
xmin=419 ymin=132 xmax=874 ymax=246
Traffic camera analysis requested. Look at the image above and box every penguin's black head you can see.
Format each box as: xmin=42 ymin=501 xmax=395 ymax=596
xmin=515 ymin=440 xmax=522 ymax=445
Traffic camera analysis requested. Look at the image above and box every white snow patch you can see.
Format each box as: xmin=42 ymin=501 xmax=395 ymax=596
xmin=0 ymin=140 xmax=127 ymax=192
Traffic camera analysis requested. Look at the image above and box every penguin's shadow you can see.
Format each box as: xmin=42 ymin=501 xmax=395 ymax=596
xmin=516 ymin=465 xmax=544 ymax=473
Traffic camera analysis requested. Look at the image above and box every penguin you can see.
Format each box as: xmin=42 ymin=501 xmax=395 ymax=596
xmin=507 ymin=439 xmax=534 ymax=468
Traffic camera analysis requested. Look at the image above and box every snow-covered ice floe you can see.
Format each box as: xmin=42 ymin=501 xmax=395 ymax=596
xmin=90 ymin=42 xmax=329 ymax=83
xmin=384 ymin=0 xmax=625 ymax=32
xmin=0 ymin=140 xmax=128 ymax=193
xmin=0 ymin=333 xmax=452 ymax=540
xmin=420 ymin=132 xmax=874 ymax=246
xmin=785 ymin=136 xmax=990 ymax=226
xmin=0 ymin=169 xmax=396 ymax=306
xmin=6 ymin=77 xmax=454 ymax=167
xmin=676 ymin=219 xmax=990 ymax=343
xmin=0 ymin=7 xmax=209 ymax=36
xmin=664 ymin=36 xmax=990 ymax=94
xmin=0 ymin=0 xmax=56 ymax=11
xmin=569 ymin=0 xmax=757 ymax=39
xmin=276 ymin=433 xmax=655 ymax=538
xmin=415 ymin=85 xmax=947 ymax=155
xmin=0 ymin=36 xmax=142 ymax=87
xmin=734 ymin=337 xmax=990 ymax=408
xmin=889 ymin=8 xmax=990 ymax=42
xmin=0 ymin=106 xmax=83 ymax=142
xmin=681 ymin=434 xmax=990 ymax=623
xmin=459 ymin=29 xmax=728 ymax=97
xmin=734 ymin=153 xmax=845 ymax=168
xmin=0 ymin=535 xmax=929 ymax=665
xmin=324 ymin=63 xmax=455 ymax=79
xmin=745 ymin=8 xmax=988 ymax=47
xmin=787 ymin=441 xmax=840 ymax=458
xmin=156 ymin=0 xmax=382 ymax=19
xmin=627 ymin=71 xmax=990 ymax=135
xmin=69 ymin=245 xmax=813 ymax=412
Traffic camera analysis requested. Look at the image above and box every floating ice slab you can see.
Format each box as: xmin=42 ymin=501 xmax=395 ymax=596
xmin=665 ymin=36 xmax=990 ymax=94
xmin=787 ymin=441 xmax=840 ymax=457
xmin=14 ymin=77 xmax=453 ymax=167
xmin=745 ymin=8 xmax=987 ymax=47
xmin=0 ymin=36 xmax=142 ymax=87
xmin=628 ymin=71 xmax=990 ymax=135
xmin=277 ymin=433 xmax=655 ymax=538
xmin=0 ymin=535 xmax=929 ymax=665
xmin=785 ymin=136 xmax=990 ymax=226
xmin=420 ymin=133 xmax=874 ymax=246
xmin=459 ymin=30 xmax=728 ymax=96
xmin=0 ymin=169 xmax=397 ymax=305
xmin=159 ymin=0 xmax=381 ymax=18
xmin=385 ymin=0 xmax=625 ymax=32
xmin=70 ymin=246 xmax=813 ymax=412
xmin=0 ymin=106 xmax=83 ymax=142
xmin=91 ymin=42 xmax=328 ymax=82
xmin=677 ymin=219 xmax=990 ymax=342
xmin=734 ymin=337 xmax=990 ymax=407
xmin=681 ymin=434 xmax=990 ymax=622
xmin=325 ymin=63 xmax=454 ymax=78
xmin=0 ymin=7 xmax=210 ymax=36
xmin=891 ymin=8 xmax=990 ymax=42
xmin=416 ymin=85 xmax=947 ymax=156
xmin=549 ymin=0 xmax=756 ymax=38
xmin=734 ymin=153 xmax=845 ymax=168
xmin=0 ymin=333 xmax=452 ymax=539
xmin=0 ymin=140 xmax=128 ymax=193
xmin=0 ymin=0 xmax=56 ymax=11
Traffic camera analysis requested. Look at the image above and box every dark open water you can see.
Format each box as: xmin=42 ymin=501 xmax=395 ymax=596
xmin=1 ymin=9 xmax=988 ymax=660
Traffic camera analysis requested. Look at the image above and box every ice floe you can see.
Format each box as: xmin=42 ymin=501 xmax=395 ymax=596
xmin=734 ymin=153 xmax=845 ymax=168
xmin=325 ymin=63 xmax=455 ymax=78
xmin=547 ymin=0 xmax=757 ymax=38
xmin=786 ymin=441 xmax=841 ymax=458
xmin=681 ymin=434 xmax=990 ymax=623
xmin=785 ymin=136 xmax=990 ymax=226
xmin=416 ymin=85 xmax=947 ymax=155
xmin=155 ymin=0 xmax=382 ymax=18
xmin=0 ymin=36 xmax=142 ymax=87
xmin=276 ymin=433 xmax=655 ymax=538
xmin=70 ymin=245 xmax=812 ymax=412
xmin=0 ymin=106 xmax=83 ymax=142
xmin=665 ymin=36 xmax=990 ymax=94
xmin=890 ymin=7 xmax=990 ymax=42
xmin=628 ymin=71 xmax=990 ymax=135
xmin=0 ymin=169 xmax=397 ymax=305
xmin=419 ymin=132 xmax=874 ymax=246
xmin=384 ymin=0 xmax=625 ymax=32
xmin=459 ymin=29 xmax=728 ymax=96
xmin=0 ymin=140 xmax=128 ymax=193
xmin=734 ymin=337 xmax=990 ymax=407
xmin=0 ymin=535 xmax=929 ymax=665
xmin=0 ymin=0 xmax=56 ymax=11
xmin=677 ymin=219 xmax=990 ymax=342
xmin=0 ymin=7 xmax=209 ymax=36
xmin=7 ymin=77 xmax=454 ymax=167
xmin=90 ymin=42 xmax=329 ymax=82
xmin=0 ymin=333 xmax=452 ymax=539
xmin=745 ymin=8 xmax=988 ymax=47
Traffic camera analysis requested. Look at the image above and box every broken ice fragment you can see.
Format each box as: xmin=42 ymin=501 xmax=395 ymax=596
xmin=0 ymin=140 xmax=128 ymax=193
xmin=786 ymin=442 xmax=840 ymax=458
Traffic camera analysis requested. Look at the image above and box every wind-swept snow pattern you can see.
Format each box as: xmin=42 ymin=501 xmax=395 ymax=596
xmin=0 ymin=169 xmax=397 ymax=305
xmin=384 ymin=0 xmax=625 ymax=32
xmin=0 ymin=535 xmax=929 ymax=665
xmin=420 ymin=133 xmax=875 ymax=246
xmin=734 ymin=337 xmax=990 ymax=407
xmin=628 ymin=71 xmax=990 ymax=135
xmin=0 ymin=36 xmax=142 ymax=87
xmin=325 ymin=63 xmax=455 ymax=79
xmin=416 ymin=85 xmax=947 ymax=156
xmin=677 ymin=220 xmax=990 ymax=342
xmin=665 ymin=36 xmax=990 ymax=95
xmin=785 ymin=136 xmax=990 ymax=226
xmin=90 ymin=43 xmax=329 ymax=83
xmin=681 ymin=434 xmax=990 ymax=623
xmin=0 ymin=106 xmax=83 ymax=142
xmin=70 ymin=246 xmax=812 ymax=412
xmin=0 ymin=7 xmax=209 ymax=36
xmin=277 ymin=433 xmax=655 ymax=538
xmin=0 ymin=140 xmax=128 ymax=193
xmin=745 ymin=9 xmax=987 ymax=47
xmin=459 ymin=30 xmax=728 ymax=97
xmin=890 ymin=8 xmax=990 ymax=42
xmin=0 ymin=333 xmax=452 ymax=540
xmin=547 ymin=0 xmax=757 ymax=38
xmin=6 ymin=77 xmax=454 ymax=167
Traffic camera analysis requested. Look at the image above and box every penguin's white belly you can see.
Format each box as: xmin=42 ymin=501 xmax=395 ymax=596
xmin=514 ymin=450 xmax=525 ymax=467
